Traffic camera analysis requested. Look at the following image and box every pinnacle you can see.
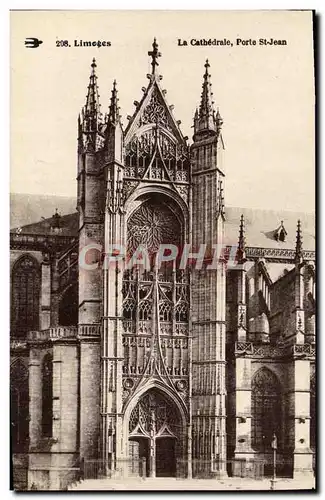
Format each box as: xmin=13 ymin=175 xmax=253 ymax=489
xmin=295 ymin=219 xmax=303 ymax=261
xmin=84 ymin=57 xmax=100 ymax=124
xmin=108 ymin=79 xmax=120 ymax=124
xmin=237 ymin=214 xmax=246 ymax=263
xmin=239 ymin=214 xmax=245 ymax=243
xmin=194 ymin=60 xmax=220 ymax=136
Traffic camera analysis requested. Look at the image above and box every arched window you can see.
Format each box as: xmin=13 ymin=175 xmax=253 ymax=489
xmin=11 ymin=359 xmax=29 ymax=451
xmin=310 ymin=373 xmax=315 ymax=450
xmin=252 ymin=368 xmax=282 ymax=451
xmin=11 ymin=255 xmax=40 ymax=337
xmin=159 ymin=301 xmax=172 ymax=322
xmin=42 ymin=354 xmax=53 ymax=437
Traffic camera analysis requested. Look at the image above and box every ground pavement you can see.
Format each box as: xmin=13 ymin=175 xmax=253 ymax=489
xmin=68 ymin=476 xmax=316 ymax=491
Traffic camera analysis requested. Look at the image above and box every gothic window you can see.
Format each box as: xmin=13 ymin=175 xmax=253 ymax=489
xmin=159 ymin=301 xmax=172 ymax=322
xmin=123 ymin=196 xmax=188 ymax=337
xmin=252 ymin=368 xmax=282 ymax=451
xmin=123 ymin=298 xmax=136 ymax=320
xmin=42 ymin=354 xmax=53 ymax=437
xmin=139 ymin=300 xmax=152 ymax=321
xmin=310 ymin=373 xmax=316 ymax=450
xmin=11 ymin=255 xmax=40 ymax=337
xmin=175 ymin=302 xmax=188 ymax=323
xmin=127 ymin=200 xmax=181 ymax=257
xmin=11 ymin=359 xmax=29 ymax=451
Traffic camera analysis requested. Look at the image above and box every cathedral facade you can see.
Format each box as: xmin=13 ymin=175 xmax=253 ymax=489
xmin=10 ymin=40 xmax=315 ymax=490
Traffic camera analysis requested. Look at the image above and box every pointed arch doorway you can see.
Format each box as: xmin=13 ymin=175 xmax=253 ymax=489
xmin=128 ymin=389 xmax=183 ymax=477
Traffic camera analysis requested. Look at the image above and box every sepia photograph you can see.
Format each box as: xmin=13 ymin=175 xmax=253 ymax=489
xmin=10 ymin=10 xmax=316 ymax=491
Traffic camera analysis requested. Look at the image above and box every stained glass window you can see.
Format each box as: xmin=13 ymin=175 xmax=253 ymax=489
xmin=11 ymin=256 xmax=40 ymax=337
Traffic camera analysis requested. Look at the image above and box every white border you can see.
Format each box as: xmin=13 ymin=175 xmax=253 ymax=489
xmin=3 ymin=2 xmax=322 ymax=499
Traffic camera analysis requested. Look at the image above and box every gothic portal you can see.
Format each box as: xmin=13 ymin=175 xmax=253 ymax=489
xmin=95 ymin=39 xmax=226 ymax=479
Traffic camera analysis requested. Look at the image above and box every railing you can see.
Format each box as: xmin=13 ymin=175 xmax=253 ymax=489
xmin=293 ymin=343 xmax=315 ymax=357
xmin=78 ymin=324 xmax=100 ymax=336
xmin=28 ymin=327 xmax=78 ymax=341
xmin=83 ymin=458 xmax=146 ymax=480
xmin=10 ymin=232 xmax=77 ymax=250
xmin=235 ymin=341 xmax=316 ymax=359
xmin=176 ymin=458 xmax=265 ymax=480
xmin=27 ymin=324 xmax=101 ymax=341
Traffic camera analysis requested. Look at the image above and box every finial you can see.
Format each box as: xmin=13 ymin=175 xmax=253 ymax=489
xmin=108 ymin=79 xmax=120 ymax=124
xmin=237 ymin=214 xmax=246 ymax=263
xmin=148 ymin=37 xmax=161 ymax=74
xmin=216 ymin=108 xmax=223 ymax=133
xmin=295 ymin=219 xmax=303 ymax=262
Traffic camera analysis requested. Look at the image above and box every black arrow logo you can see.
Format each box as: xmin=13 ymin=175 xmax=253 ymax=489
xmin=25 ymin=38 xmax=43 ymax=48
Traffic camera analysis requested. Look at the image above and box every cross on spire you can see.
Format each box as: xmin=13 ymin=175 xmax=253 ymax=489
xmin=148 ymin=38 xmax=161 ymax=74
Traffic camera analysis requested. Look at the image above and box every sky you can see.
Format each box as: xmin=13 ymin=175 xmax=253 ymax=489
xmin=10 ymin=10 xmax=315 ymax=212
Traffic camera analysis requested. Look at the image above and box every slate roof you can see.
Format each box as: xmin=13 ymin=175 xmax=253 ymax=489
xmin=10 ymin=193 xmax=315 ymax=251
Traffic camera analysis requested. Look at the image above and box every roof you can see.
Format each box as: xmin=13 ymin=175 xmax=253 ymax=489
xmin=11 ymin=212 xmax=78 ymax=237
xmin=10 ymin=193 xmax=77 ymax=231
xmin=225 ymin=206 xmax=315 ymax=252
xmin=10 ymin=193 xmax=315 ymax=251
